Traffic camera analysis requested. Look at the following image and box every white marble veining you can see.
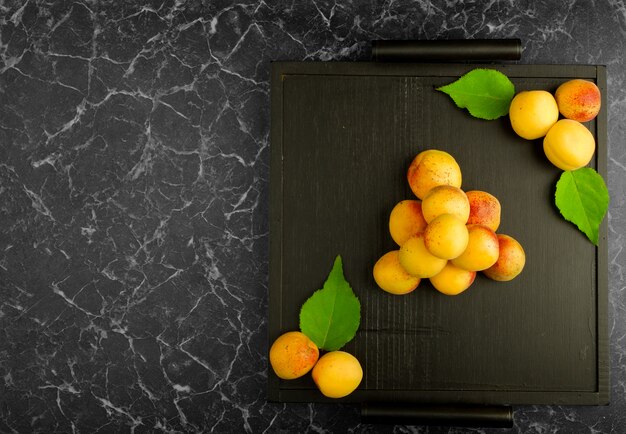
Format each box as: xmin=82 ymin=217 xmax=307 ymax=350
xmin=1 ymin=1 xmax=625 ymax=432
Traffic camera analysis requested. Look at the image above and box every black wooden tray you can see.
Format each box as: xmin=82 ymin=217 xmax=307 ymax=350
xmin=269 ymin=62 xmax=608 ymax=406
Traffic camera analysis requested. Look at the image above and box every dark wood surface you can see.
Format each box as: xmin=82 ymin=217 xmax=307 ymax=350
xmin=269 ymin=62 xmax=607 ymax=405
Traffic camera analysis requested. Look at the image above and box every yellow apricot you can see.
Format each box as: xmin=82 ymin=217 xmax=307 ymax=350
xmin=466 ymin=190 xmax=501 ymax=232
xmin=509 ymin=90 xmax=559 ymax=140
xmin=543 ymin=119 xmax=595 ymax=171
xmin=483 ymin=234 xmax=526 ymax=281
xmin=407 ymin=150 xmax=462 ymax=200
xmin=423 ymin=214 xmax=469 ymax=260
xmin=451 ymin=224 xmax=499 ymax=271
xmin=312 ymin=351 xmax=363 ymax=398
xmin=555 ymin=79 xmax=601 ymax=122
xmin=421 ymin=185 xmax=470 ymax=224
xmin=373 ymin=251 xmax=421 ymax=295
xmin=388 ymin=200 xmax=428 ymax=246
xmin=429 ymin=262 xmax=476 ymax=296
xmin=398 ymin=234 xmax=448 ymax=278
xmin=269 ymin=331 xmax=319 ymax=380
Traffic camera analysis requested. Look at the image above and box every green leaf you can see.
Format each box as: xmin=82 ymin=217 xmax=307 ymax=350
xmin=299 ymin=256 xmax=361 ymax=351
xmin=555 ymin=168 xmax=609 ymax=245
xmin=437 ymin=68 xmax=515 ymax=120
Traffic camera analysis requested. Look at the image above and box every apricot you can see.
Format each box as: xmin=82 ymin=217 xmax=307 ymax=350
xmin=388 ymin=200 xmax=428 ymax=246
xmin=373 ymin=251 xmax=421 ymax=295
xmin=509 ymin=90 xmax=559 ymax=140
xmin=269 ymin=331 xmax=319 ymax=380
xmin=483 ymin=234 xmax=526 ymax=281
xmin=429 ymin=262 xmax=476 ymax=296
xmin=312 ymin=351 xmax=363 ymax=398
xmin=451 ymin=224 xmax=499 ymax=271
xmin=398 ymin=233 xmax=447 ymax=278
xmin=421 ymin=185 xmax=470 ymax=224
xmin=543 ymin=119 xmax=595 ymax=171
xmin=407 ymin=149 xmax=462 ymax=200
xmin=423 ymin=213 xmax=469 ymax=260
xmin=555 ymin=79 xmax=601 ymax=122
xmin=466 ymin=190 xmax=501 ymax=232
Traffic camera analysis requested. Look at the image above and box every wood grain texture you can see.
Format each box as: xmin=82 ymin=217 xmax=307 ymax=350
xmin=269 ymin=62 xmax=607 ymax=405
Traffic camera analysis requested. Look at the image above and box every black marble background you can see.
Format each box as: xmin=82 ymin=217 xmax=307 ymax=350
xmin=1 ymin=1 xmax=625 ymax=433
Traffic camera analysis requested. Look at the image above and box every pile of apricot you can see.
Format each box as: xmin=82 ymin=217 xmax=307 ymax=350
xmin=509 ymin=79 xmax=601 ymax=170
xmin=373 ymin=149 xmax=525 ymax=296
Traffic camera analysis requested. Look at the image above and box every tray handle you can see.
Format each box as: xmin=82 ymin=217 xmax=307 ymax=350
xmin=372 ymin=39 xmax=522 ymax=62
xmin=361 ymin=403 xmax=514 ymax=428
